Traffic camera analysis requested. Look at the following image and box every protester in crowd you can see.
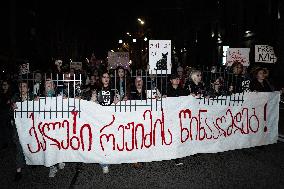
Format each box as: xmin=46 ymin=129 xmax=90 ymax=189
xmin=81 ymin=74 xmax=99 ymax=100
xmin=57 ymin=72 xmax=81 ymax=98
xmin=183 ymin=66 xmax=194 ymax=86
xmin=90 ymin=89 xmax=98 ymax=103
xmin=185 ymin=69 xmax=208 ymax=97
xmin=177 ymin=66 xmax=186 ymax=88
xmin=44 ymin=78 xmax=56 ymax=97
xmin=0 ymin=80 xmax=13 ymax=150
xmin=97 ymin=71 xmax=119 ymax=107
xmin=11 ymin=81 xmax=36 ymax=181
xmin=37 ymin=78 xmax=66 ymax=177
xmin=112 ymin=66 xmax=130 ymax=101
xmin=129 ymin=75 xmax=148 ymax=168
xmin=96 ymin=71 xmax=123 ymax=173
xmin=131 ymin=76 xmax=147 ymax=100
xmin=249 ymin=67 xmax=274 ymax=92
xmin=32 ymin=70 xmax=43 ymax=96
xmin=164 ymin=73 xmax=186 ymax=97
xmin=228 ymin=61 xmax=250 ymax=93
xmin=164 ymin=73 xmax=186 ymax=166
xmin=208 ymin=76 xmax=229 ymax=97
xmin=146 ymin=73 xmax=163 ymax=98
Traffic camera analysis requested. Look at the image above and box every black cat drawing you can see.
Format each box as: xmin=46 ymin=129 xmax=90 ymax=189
xmin=155 ymin=52 xmax=168 ymax=70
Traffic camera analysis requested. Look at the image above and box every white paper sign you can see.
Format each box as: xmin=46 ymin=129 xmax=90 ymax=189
xmin=20 ymin=63 xmax=30 ymax=75
xmin=255 ymin=45 xmax=277 ymax=63
xmin=226 ymin=48 xmax=250 ymax=66
xmin=14 ymin=92 xmax=279 ymax=167
xmin=222 ymin=46 xmax=229 ymax=65
xmin=149 ymin=40 xmax=171 ymax=74
xmin=108 ymin=52 xmax=130 ymax=70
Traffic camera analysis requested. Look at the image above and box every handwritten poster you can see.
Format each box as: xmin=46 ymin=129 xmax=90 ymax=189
xmin=226 ymin=48 xmax=250 ymax=66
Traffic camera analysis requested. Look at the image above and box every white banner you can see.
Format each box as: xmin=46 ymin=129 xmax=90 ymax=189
xmin=149 ymin=40 xmax=171 ymax=74
xmin=226 ymin=48 xmax=250 ymax=66
xmin=14 ymin=92 xmax=279 ymax=167
xmin=255 ymin=45 xmax=277 ymax=63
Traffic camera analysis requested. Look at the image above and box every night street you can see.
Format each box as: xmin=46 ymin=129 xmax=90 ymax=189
xmin=1 ymin=141 xmax=284 ymax=189
xmin=1 ymin=0 xmax=284 ymax=188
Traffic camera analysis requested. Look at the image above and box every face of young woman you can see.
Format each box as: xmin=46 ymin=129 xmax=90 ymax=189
xmin=192 ymin=73 xmax=202 ymax=83
xmin=19 ymin=83 xmax=28 ymax=95
xmin=45 ymin=80 xmax=54 ymax=91
xmin=118 ymin=69 xmax=125 ymax=78
xmin=35 ymin=73 xmax=42 ymax=82
xmin=101 ymin=73 xmax=110 ymax=86
xmin=233 ymin=64 xmax=243 ymax=75
xmin=177 ymin=67 xmax=183 ymax=77
xmin=90 ymin=75 xmax=96 ymax=85
xmin=91 ymin=90 xmax=97 ymax=101
xmin=171 ymin=78 xmax=180 ymax=86
xmin=64 ymin=74 xmax=71 ymax=86
xmin=135 ymin=77 xmax=143 ymax=89
xmin=256 ymin=70 xmax=265 ymax=81
xmin=212 ymin=78 xmax=223 ymax=90
xmin=70 ymin=69 xmax=75 ymax=76
xmin=2 ymin=82 xmax=9 ymax=91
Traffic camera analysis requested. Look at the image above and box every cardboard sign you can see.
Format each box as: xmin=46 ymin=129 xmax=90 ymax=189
xmin=108 ymin=52 xmax=130 ymax=70
xmin=70 ymin=62 xmax=82 ymax=70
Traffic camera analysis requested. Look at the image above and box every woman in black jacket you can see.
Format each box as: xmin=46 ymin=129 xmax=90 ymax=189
xmin=249 ymin=67 xmax=274 ymax=92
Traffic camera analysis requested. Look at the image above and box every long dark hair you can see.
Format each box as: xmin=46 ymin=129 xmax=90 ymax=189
xmin=99 ymin=70 xmax=111 ymax=89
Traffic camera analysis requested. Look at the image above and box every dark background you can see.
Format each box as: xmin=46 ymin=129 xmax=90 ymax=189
xmin=0 ymin=0 xmax=282 ymax=77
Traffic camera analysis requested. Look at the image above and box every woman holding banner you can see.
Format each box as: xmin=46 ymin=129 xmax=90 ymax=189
xmin=96 ymin=71 xmax=120 ymax=173
xmin=11 ymin=81 xmax=36 ymax=181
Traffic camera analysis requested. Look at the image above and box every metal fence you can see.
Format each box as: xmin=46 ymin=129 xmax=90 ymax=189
xmin=14 ymin=66 xmax=249 ymax=117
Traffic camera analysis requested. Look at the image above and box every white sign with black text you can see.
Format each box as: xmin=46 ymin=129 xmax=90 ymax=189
xmin=149 ymin=40 xmax=171 ymax=74
xmin=255 ymin=45 xmax=277 ymax=63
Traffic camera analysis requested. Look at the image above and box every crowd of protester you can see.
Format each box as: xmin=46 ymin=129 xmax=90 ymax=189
xmin=0 ymin=60 xmax=283 ymax=181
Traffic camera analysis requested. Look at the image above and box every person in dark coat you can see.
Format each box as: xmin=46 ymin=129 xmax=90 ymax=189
xmin=249 ymin=67 xmax=274 ymax=92
xmin=0 ymin=80 xmax=13 ymax=150
xmin=165 ymin=73 xmax=186 ymax=97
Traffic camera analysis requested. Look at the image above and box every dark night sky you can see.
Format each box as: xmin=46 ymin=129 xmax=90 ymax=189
xmin=11 ymin=0 xmax=215 ymax=57
xmin=35 ymin=1 xmax=184 ymax=58
xmin=0 ymin=0 xmax=281 ymax=68
xmin=32 ymin=0 xmax=218 ymax=58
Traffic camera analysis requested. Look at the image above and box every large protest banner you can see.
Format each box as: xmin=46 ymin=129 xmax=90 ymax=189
xmin=14 ymin=92 xmax=279 ymax=167
xmin=255 ymin=45 xmax=277 ymax=63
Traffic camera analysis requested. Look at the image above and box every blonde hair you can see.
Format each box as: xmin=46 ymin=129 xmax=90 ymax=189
xmin=190 ymin=69 xmax=202 ymax=81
